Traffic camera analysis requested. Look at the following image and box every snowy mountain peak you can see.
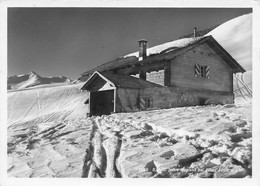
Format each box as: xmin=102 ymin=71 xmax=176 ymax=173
xmin=28 ymin=71 xmax=38 ymax=76
xmin=8 ymin=72 xmax=72 ymax=90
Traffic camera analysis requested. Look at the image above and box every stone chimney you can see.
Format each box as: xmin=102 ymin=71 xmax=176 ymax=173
xmin=138 ymin=39 xmax=148 ymax=61
xmin=193 ymin=27 xmax=197 ymax=37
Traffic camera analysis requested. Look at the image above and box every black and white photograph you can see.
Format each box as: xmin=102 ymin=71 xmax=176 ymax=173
xmin=1 ymin=0 xmax=260 ymax=185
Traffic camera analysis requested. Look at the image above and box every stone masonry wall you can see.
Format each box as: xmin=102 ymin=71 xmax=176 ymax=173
xmin=140 ymin=86 xmax=234 ymax=110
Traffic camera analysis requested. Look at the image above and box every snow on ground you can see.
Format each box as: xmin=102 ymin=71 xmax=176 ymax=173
xmin=8 ymin=82 xmax=87 ymax=127
xmin=8 ymin=91 xmax=252 ymax=177
xmin=233 ymin=72 xmax=252 ymax=99
xmin=91 ymin=98 xmax=252 ymax=178
xmin=7 ymin=75 xmax=252 ymax=178
xmin=8 ymin=119 xmax=93 ymax=177
xmin=7 ymin=82 xmax=90 ymax=177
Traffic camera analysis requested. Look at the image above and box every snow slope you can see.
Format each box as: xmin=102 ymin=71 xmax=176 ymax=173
xmin=8 ymin=119 xmax=93 ymax=177
xmin=7 ymin=81 xmax=91 ymax=177
xmin=8 ymin=101 xmax=252 ymax=178
xmin=8 ymin=82 xmax=88 ymax=127
xmin=8 ymin=71 xmax=72 ymax=90
xmin=206 ymin=13 xmax=252 ymax=71
xmin=233 ymin=71 xmax=252 ymax=99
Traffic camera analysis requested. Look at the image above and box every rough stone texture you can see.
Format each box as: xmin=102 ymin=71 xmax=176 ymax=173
xmin=141 ymin=86 xmax=234 ymax=110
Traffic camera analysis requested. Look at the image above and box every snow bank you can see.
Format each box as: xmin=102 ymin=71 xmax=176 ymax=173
xmin=8 ymin=83 xmax=88 ymax=127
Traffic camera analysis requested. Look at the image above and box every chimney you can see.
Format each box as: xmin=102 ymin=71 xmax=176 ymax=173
xmin=138 ymin=39 xmax=148 ymax=61
xmin=193 ymin=27 xmax=197 ymax=37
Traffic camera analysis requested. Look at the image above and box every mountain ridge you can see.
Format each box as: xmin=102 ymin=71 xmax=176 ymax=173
xmin=8 ymin=71 xmax=72 ymax=90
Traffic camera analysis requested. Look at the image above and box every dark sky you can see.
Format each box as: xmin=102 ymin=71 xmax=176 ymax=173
xmin=8 ymin=8 xmax=252 ymax=80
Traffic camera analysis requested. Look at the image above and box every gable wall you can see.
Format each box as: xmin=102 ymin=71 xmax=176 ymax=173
xmin=86 ymin=76 xmax=114 ymax=92
xmin=115 ymin=61 xmax=166 ymax=86
xmin=146 ymin=70 xmax=165 ymax=86
xmin=140 ymin=86 xmax=234 ymax=110
xmin=170 ymin=43 xmax=233 ymax=92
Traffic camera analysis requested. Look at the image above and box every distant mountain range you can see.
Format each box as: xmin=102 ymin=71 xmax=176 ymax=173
xmin=8 ymin=71 xmax=72 ymax=90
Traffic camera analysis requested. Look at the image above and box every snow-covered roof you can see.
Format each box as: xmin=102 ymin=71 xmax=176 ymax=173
xmin=124 ymin=36 xmax=205 ymax=58
xmin=81 ymin=71 xmax=161 ymax=91
xmin=81 ymin=37 xmax=207 ymax=78
xmin=80 ymin=35 xmax=245 ymax=78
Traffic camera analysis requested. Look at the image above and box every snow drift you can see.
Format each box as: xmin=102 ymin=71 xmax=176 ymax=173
xmin=8 ymin=83 xmax=88 ymax=127
xmin=8 ymin=71 xmax=72 ymax=90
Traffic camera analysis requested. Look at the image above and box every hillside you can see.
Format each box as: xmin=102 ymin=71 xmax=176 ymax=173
xmin=8 ymin=71 xmax=72 ymax=90
xmin=7 ymin=13 xmax=252 ymax=178
xmin=206 ymin=13 xmax=252 ymax=71
xmin=8 ymin=83 xmax=87 ymax=127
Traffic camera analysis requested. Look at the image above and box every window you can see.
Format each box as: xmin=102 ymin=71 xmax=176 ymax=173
xmin=195 ymin=64 xmax=209 ymax=79
xmin=200 ymin=66 xmax=206 ymax=78
xmin=140 ymin=97 xmax=153 ymax=110
xmin=147 ymin=98 xmax=153 ymax=108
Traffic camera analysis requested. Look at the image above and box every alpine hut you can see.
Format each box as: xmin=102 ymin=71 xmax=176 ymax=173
xmin=80 ymin=35 xmax=245 ymax=116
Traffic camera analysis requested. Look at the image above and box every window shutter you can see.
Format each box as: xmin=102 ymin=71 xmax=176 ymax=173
xmin=195 ymin=64 xmax=200 ymax=77
xmin=140 ymin=97 xmax=146 ymax=110
xmin=205 ymin=66 xmax=210 ymax=79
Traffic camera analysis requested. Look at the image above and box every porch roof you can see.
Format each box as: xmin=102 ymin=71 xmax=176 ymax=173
xmin=81 ymin=71 xmax=162 ymax=91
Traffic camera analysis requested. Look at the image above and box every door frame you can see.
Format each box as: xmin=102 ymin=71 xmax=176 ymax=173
xmin=89 ymin=88 xmax=117 ymax=116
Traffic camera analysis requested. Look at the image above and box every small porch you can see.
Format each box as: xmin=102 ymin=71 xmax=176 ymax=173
xmin=81 ymin=71 xmax=162 ymax=116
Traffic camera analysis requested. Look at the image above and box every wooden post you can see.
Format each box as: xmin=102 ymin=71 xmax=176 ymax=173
xmin=164 ymin=61 xmax=170 ymax=86
xmin=113 ymin=88 xmax=117 ymax=113
xmin=89 ymin=92 xmax=92 ymax=116
xmin=139 ymin=70 xmax=146 ymax=80
xmin=231 ymin=71 xmax=234 ymax=93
